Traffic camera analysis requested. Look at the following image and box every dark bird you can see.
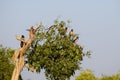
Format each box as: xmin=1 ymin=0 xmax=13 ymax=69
xmin=20 ymin=35 xmax=26 ymax=47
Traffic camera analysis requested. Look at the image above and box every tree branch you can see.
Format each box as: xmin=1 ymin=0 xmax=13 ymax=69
xmin=11 ymin=26 xmax=39 ymax=80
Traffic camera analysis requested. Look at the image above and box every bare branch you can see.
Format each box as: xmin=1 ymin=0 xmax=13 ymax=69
xmin=15 ymin=35 xmax=26 ymax=42
xmin=11 ymin=26 xmax=38 ymax=80
xmin=25 ymin=63 xmax=35 ymax=72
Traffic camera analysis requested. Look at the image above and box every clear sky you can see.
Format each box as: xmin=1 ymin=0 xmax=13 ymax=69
xmin=0 ymin=0 xmax=120 ymax=80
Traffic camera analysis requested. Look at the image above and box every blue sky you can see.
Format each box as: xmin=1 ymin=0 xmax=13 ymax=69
xmin=0 ymin=0 xmax=120 ymax=80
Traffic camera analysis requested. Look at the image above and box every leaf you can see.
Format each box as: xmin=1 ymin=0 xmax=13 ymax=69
xmin=26 ymin=20 xmax=90 ymax=80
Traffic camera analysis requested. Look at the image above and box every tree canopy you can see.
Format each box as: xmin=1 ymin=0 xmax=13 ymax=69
xmin=0 ymin=20 xmax=90 ymax=80
xmin=26 ymin=20 xmax=89 ymax=80
xmin=75 ymin=69 xmax=97 ymax=80
xmin=76 ymin=69 xmax=120 ymax=80
xmin=0 ymin=45 xmax=22 ymax=80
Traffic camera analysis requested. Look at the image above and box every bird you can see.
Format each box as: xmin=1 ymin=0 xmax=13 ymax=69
xmin=73 ymin=36 xmax=79 ymax=43
xmin=60 ymin=27 xmax=68 ymax=35
xmin=69 ymin=29 xmax=74 ymax=36
xmin=46 ymin=25 xmax=55 ymax=33
xmin=20 ymin=35 xmax=26 ymax=48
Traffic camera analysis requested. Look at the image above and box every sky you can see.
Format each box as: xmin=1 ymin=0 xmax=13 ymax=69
xmin=0 ymin=0 xmax=120 ymax=80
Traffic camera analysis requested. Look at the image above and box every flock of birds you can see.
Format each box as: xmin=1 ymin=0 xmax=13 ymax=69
xmin=47 ymin=23 xmax=79 ymax=44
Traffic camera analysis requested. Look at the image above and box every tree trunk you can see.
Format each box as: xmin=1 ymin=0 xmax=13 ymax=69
xmin=11 ymin=26 xmax=38 ymax=80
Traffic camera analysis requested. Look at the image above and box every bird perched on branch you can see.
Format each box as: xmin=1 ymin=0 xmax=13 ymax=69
xmin=46 ymin=25 xmax=55 ymax=33
xmin=73 ymin=36 xmax=79 ymax=43
xmin=58 ymin=23 xmax=68 ymax=35
xmin=61 ymin=27 xmax=68 ymax=35
xmin=15 ymin=35 xmax=26 ymax=48
xmin=20 ymin=35 xmax=26 ymax=47
xmin=69 ymin=29 xmax=74 ymax=36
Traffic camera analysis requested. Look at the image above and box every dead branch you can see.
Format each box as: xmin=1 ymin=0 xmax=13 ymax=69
xmin=11 ymin=26 xmax=39 ymax=80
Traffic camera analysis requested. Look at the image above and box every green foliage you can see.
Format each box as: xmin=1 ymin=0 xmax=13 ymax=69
xmin=76 ymin=69 xmax=97 ymax=80
xmin=99 ymin=73 xmax=120 ymax=80
xmin=0 ymin=45 xmax=14 ymax=80
xmin=76 ymin=69 xmax=120 ymax=80
xmin=27 ymin=20 xmax=89 ymax=80
xmin=0 ymin=45 xmax=22 ymax=80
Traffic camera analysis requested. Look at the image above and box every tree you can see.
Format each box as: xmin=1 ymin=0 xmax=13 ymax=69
xmin=75 ymin=69 xmax=97 ymax=80
xmin=10 ymin=20 xmax=89 ymax=80
xmin=76 ymin=69 xmax=120 ymax=80
xmin=0 ymin=45 xmax=22 ymax=80
xmin=26 ymin=20 xmax=90 ymax=80
xmin=99 ymin=73 xmax=120 ymax=80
